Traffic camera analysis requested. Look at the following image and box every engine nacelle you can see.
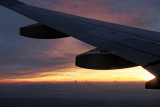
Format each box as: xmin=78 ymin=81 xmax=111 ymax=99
xmin=20 ymin=23 xmax=69 ymax=39
xmin=76 ymin=50 xmax=138 ymax=70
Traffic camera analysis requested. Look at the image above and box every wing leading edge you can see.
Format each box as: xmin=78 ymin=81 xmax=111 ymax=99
xmin=1 ymin=0 xmax=160 ymax=89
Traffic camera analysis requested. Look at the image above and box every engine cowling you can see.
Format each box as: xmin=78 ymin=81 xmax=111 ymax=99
xmin=20 ymin=23 xmax=69 ymax=39
xmin=76 ymin=49 xmax=138 ymax=70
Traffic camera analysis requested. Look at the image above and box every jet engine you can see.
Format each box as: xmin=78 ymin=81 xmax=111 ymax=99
xmin=20 ymin=23 xmax=69 ymax=39
xmin=76 ymin=49 xmax=138 ymax=70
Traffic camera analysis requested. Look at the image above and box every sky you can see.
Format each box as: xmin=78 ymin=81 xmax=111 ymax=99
xmin=1 ymin=0 xmax=160 ymax=107
xmin=0 ymin=0 xmax=160 ymax=83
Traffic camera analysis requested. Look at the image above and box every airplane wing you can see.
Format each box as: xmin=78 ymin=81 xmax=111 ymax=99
xmin=1 ymin=0 xmax=160 ymax=89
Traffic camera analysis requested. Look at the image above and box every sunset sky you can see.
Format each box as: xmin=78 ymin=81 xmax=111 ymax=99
xmin=1 ymin=1 xmax=160 ymax=107
xmin=0 ymin=0 xmax=160 ymax=83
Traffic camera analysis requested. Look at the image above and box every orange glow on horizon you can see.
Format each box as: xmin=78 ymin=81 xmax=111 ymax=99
xmin=0 ymin=66 xmax=155 ymax=83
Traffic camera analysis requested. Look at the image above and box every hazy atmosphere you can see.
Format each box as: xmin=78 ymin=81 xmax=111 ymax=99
xmin=0 ymin=82 xmax=160 ymax=107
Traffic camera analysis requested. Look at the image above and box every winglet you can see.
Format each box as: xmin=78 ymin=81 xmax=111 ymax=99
xmin=0 ymin=0 xmax=23 ymax=7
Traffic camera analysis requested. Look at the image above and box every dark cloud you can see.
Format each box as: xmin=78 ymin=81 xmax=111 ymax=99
xmin=0 ymin=0 xmax=160 ymax=78
xmin=0 ymin=82 xmax=160 ymax=107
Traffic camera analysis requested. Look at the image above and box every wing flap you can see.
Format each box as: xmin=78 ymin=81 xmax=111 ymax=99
xmin=120 ymin=38 xmax=160 ymax=55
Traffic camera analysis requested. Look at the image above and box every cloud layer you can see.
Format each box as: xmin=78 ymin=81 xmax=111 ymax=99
xmin=0 ymin=82 xmax=160 ymax=107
